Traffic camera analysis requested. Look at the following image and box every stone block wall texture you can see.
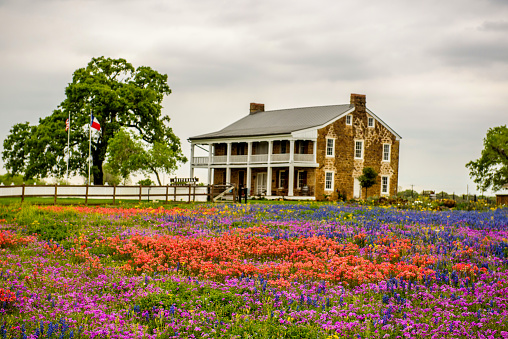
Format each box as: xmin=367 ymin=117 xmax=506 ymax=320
xmin=315 ymin=94 xmax=399 ymax=201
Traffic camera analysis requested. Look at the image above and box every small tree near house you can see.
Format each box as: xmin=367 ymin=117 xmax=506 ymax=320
xmin=358 ymin=167 xmax=377 ymax=199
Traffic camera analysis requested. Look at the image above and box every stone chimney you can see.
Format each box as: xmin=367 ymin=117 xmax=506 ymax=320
xmin=250 ymin=103 xmax=265 ymax=115
xmin=350 ymin=93 xmax=366 ymax=113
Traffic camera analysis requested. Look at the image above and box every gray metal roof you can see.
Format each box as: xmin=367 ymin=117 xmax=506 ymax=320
xmin=190 ymin=104 xmax=354 ymax=140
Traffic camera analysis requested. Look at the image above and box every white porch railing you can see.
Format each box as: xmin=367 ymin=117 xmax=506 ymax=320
xmin=212 ymin=156 xmax=227 ymax=164
xmin=271 ymin=154 xmax=290 ymax=162
xmin=192 ymin=156 xmax=209 ymax=165
xmin=250 ymin=154 xmax=269 ymax=163
xmin=230 ymin=155 xmax=248 ymax=163
xmin=294 ymin=154 xmax=314 ymax=162
xmin=191 ymin=153 xmax=314 ymax=165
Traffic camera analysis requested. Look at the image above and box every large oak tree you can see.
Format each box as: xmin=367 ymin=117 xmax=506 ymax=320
xmin=2 ymin=57 xmax=186 ymax=184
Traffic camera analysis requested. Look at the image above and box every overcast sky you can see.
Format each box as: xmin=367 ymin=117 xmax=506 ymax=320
xmin=1 ymin=0 xmax=507 ymax=194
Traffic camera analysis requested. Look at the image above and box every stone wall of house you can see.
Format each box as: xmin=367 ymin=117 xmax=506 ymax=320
xmin=214 ymin=144 xmax=227 ymax=156
xmin=213 ymin=168 xmax=226 ymax=185
xmin=315 ymin=94 xmax=400 ymax=201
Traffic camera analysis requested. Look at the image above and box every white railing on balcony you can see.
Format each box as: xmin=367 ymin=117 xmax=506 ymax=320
xmin=250 ymin=154 xmax=268 ymax=163
xmin=271 ymin=153 xmax=290 ymax=162
xmin=212 ymin=156 xmax=227 ymax=164
xmin=192 ymin=153 xmax=315 ymax=166
xmin=294 ymin=154 xmax=314 ymax=162
xmin=230 ymin=155 xmax=248 ymax=163
xmin=192 ymin=156 xmax=209 ymax=165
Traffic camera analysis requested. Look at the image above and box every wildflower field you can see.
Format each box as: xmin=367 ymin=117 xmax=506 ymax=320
xmin=1 ymin=203 xmax=508 ymax=338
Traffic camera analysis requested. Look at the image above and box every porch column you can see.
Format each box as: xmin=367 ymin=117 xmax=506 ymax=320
xmin=207 ymin=144 xmax=212 ymax=184
xmin=246 ymin=167 xmax=252 ymax=196
xmin=266 ymin=167 xmax=272 ymax=196
xmin=268 ymin=140 xmax=273 ymax=165
xmin=247 ymin=141 xmax=252 ymax=164
xmin=190 ymin=143 xmax=195 ymax=177
xmin=226 ymin=167 xmax=231 ymax=184
xmin=267 ymin=140 xmax=273 ymax=196
xmin=313 ymin=140 xmax=317 ymax=162
xmin=289 ymin=139 xmax=295 ymax=163
xmin=208 ymin=144 xmax=213 ymax=164
xmin=288 ymin=165 xmax=294 ymax=196
xmin=226 ymin=142 xmax=232 ymax=165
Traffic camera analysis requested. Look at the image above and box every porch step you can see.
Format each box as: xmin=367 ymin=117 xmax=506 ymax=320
xmin=213 ymin=184 xmax=235 ymax=202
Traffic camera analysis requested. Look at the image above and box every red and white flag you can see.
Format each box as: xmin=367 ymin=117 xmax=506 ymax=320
xmin=65 ymin=118 xmax=70 ymax=131
xmin=90 ymin=114 xmax=101 ymax=131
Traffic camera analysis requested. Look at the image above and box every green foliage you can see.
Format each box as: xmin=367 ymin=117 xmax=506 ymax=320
xmin=102 ymin=164 xmax=122 ymax=185
xmin=2 ymin=56 xmax=185 ymax=185
xmin=358 ymin=167 xmax=377 ymax=198
xmin=466 ymin=125 xmax=508 ymax=191
xmin=0 ymin=173 xmax=45 ymax=186
xmin=106 ymin=128 xmax=187 ymax=185
xmin=15 ymin=205 xmax=77 ymax=241
xmin=137 ymin=178 xmax=154 ymax=186
xmin=397 ymin=189 xmax=419 ymax=199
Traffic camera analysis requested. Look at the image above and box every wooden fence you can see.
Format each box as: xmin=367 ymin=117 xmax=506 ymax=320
xmin=0 ymin=184 xmax=238 ymax=204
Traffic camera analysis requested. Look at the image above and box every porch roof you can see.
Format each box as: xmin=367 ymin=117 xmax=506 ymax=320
xmin=189 ymin=104 xmax=353 ymax=140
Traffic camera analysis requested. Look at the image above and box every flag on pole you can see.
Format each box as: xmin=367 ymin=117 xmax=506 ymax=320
xmin=65 ymin=118 xmax=70 ymax=131
xmin=90 ymin=114 xmax=101 ymax=131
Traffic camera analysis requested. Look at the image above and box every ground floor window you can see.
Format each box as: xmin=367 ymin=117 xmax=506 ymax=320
xmin=297 ymin=170 xmax=307 ymax=188
xmin=381 ymin=176 xmax=389 ymax=195
xmin=278 ymin=170 xmax=287 ymax=188
xmin=325 ymin=171 xmax=334 ymax=191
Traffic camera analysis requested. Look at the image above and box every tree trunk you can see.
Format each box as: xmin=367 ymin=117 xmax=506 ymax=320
xmin=154 ymin=170 xmax=162 ymax=186
xmin=92 ymin=155 xmax=104 ymax=185
xmin=92 ymin=136 xmax=107 ymax=185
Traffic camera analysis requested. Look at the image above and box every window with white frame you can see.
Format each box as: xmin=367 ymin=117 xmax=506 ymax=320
xmin=354 ymin=140 xmax=364 ymax=159
xmin=383 ymin=144 xmax=391 ymax=161
xmin=346 ymin=114 xmax=352 ymax=125
xmin=278 ymin=170 xmax=287 ymax=188
xmin=298 ymin=141 xmax=305 ymax=154
xmin=368 ymin=117 xmax=375 ymax=128
xmin=325 ymin=171 xmax=334 ymax=191
xmin=297 ymin=170 xmax=307 ymax=188
xmin=326 ymin=138 xmax=335 ymax=157
xmin=381 ymin=176 xmax=389 ymax=195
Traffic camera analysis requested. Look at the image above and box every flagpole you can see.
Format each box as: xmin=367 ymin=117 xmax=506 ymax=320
xmin=66 ymin=112 xmax=70 ymax=180
xmin=88 ymin=111 xmax=91 ymax=185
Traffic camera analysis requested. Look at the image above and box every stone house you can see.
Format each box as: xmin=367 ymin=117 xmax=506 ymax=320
xmin=188 ymin=93 xmax=401 ymax=200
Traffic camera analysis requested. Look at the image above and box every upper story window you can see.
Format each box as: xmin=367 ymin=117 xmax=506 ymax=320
xmin=354 ymin=140 xmax=364 ymax=159
xmin=346 ymin=114 xmax=352 ymax=125
xmin=381 ymin=176 xmax=389 ymax=195
xmin=281 ymin=141 xmax=287 ymax=154
xmin=383 ymin=144 xmax=391 ymax=162
xmin=298 ymin=141 xmax=305 ymax=154
xmin=325 ymin=171 xmax=334 ymax=191
xmin=326 ymin=138 xmax=335 ymax=157
xmin=368 ymin=117 xmax=375 ymax=128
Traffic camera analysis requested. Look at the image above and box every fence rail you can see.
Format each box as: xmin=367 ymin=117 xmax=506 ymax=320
xmin=0 ymin=184 xmax=238 ymax=204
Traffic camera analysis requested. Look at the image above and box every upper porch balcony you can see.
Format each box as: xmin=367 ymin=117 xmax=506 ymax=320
xmin=191 ymin=140 xmax=316 ymax=167
xmin=192 ymin=153 xmax=315 ymax=166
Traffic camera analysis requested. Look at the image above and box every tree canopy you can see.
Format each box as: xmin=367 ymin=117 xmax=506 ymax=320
xmin=106 ymin=128 xmax=184 ymax=185
xmin=466 ymin=125 xmax=508 ymax=192
xmin=358 ymin=167 xmax=378 ymax=198
xmin=2 ymin=57 xmax=186 ymax=184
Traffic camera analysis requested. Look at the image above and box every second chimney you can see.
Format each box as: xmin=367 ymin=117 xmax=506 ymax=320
xmin=350 ymin=93 xmax=366 ymax=113
xmin=250 ymin=103 xmax=265 ymax=115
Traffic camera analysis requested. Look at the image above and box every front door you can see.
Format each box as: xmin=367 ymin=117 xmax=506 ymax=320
xmin=256 ymin=172 xmax=267 ymax=195
xmin=353 ymin=178 xmax=361 ymax=198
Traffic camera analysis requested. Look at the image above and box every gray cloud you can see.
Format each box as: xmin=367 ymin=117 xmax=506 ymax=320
xmin=480 ymin=20 xmax=508 ymax=31
xmin=0 ymin=0 xmax=508 ymax=193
